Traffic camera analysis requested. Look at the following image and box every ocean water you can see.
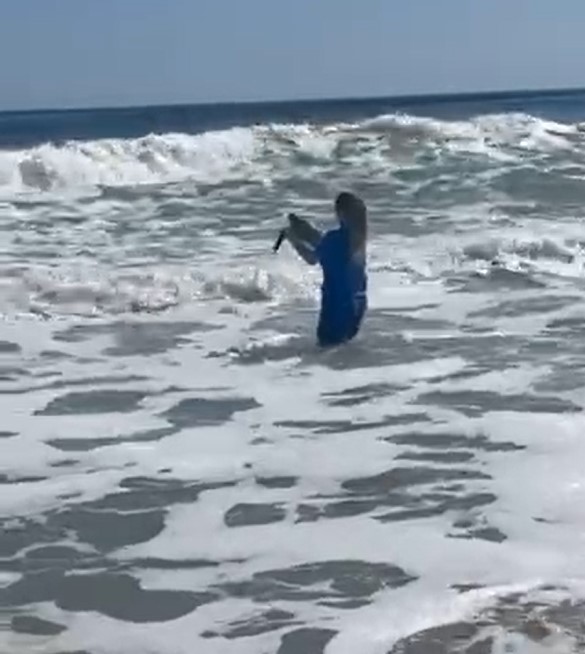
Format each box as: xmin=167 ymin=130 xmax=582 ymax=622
xmin=1 ymin=88 xmax=585 ymax=653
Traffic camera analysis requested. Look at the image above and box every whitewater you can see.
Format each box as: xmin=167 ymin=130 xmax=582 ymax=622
xmin=1 ymin=92 xmax=585 ymax=653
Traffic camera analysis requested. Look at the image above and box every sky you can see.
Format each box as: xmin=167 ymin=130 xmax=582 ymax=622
xmin=1 ymin=0 xmax=584 ymax=111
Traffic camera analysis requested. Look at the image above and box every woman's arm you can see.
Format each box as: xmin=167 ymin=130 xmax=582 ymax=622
xmin=286 ymin=228 xmax=318 ymax=265
xmin=284 ymin=214 xmax=322 ymax=265
xmin=287 ymin=214 xmax=322 ymax=247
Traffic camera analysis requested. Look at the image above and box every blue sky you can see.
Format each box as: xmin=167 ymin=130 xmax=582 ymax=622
xmin=1 ymin=0 xmax=584 ymax=110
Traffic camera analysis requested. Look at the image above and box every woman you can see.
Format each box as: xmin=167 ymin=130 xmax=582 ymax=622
xmin=285 ymin=192 xmax=368 ymax=347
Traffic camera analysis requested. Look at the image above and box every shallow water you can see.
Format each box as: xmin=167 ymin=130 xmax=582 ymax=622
xmin=1 ymin=92 xmax=585 ymax=653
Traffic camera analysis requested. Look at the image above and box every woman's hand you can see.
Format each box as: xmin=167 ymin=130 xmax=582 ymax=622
xmin=288 ymin=213 xmax=306 ymax=240
xmin=287 ymin=213 xmax=321 ymax=247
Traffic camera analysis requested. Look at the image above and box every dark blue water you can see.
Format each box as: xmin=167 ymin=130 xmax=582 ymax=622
xmin=2 ymin=87 xmax=585 ymax=148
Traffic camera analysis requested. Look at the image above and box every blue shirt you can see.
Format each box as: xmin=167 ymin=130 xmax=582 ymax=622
xmin=314 ymin=226 xmax=367 ymax=344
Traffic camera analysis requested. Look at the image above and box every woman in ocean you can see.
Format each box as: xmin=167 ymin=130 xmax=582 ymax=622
xmin=284 ymin=191 xmax=368 ymax=347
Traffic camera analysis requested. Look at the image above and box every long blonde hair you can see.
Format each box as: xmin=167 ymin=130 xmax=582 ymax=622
xmin=335 ymin=192 xmax=367 ymax=259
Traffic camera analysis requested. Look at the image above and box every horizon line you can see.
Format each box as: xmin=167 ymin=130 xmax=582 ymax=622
xmin=2 ymin=83 xmax=585 ymax=117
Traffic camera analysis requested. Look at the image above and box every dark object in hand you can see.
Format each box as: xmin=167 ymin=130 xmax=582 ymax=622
xmin=273 ymin=228 xmax=286 ymax=253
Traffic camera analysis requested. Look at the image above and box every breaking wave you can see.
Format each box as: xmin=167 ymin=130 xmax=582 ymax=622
xmin=0 ymin=112 xmax=583 ymax=195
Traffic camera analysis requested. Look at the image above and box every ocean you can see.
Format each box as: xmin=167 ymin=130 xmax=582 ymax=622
xmin=1 ymin=88 xmax=585 ymax=653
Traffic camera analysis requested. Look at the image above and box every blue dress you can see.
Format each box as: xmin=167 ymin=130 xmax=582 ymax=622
xmin=314 ymin=226 xmax=367 ymax=347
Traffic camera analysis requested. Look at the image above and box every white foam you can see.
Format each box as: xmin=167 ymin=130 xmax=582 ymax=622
xmin=0 ymin=110 xmax=581 ymax=198
xmin=0 ymin=128 xmax=259 ymax=194
xmin=0 ymin=252 xmax=319 ymax=318
xmin=3 ymin=106 xmax=585 ymax=654
xmin=325 ymin=581 xmax=585 ymax=654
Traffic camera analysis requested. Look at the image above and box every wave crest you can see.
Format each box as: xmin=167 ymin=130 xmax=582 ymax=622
xmin=0 ymin=111 xmax=582 ymax=195
xmin=0 ymin=128 xmax=259 ymax=193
